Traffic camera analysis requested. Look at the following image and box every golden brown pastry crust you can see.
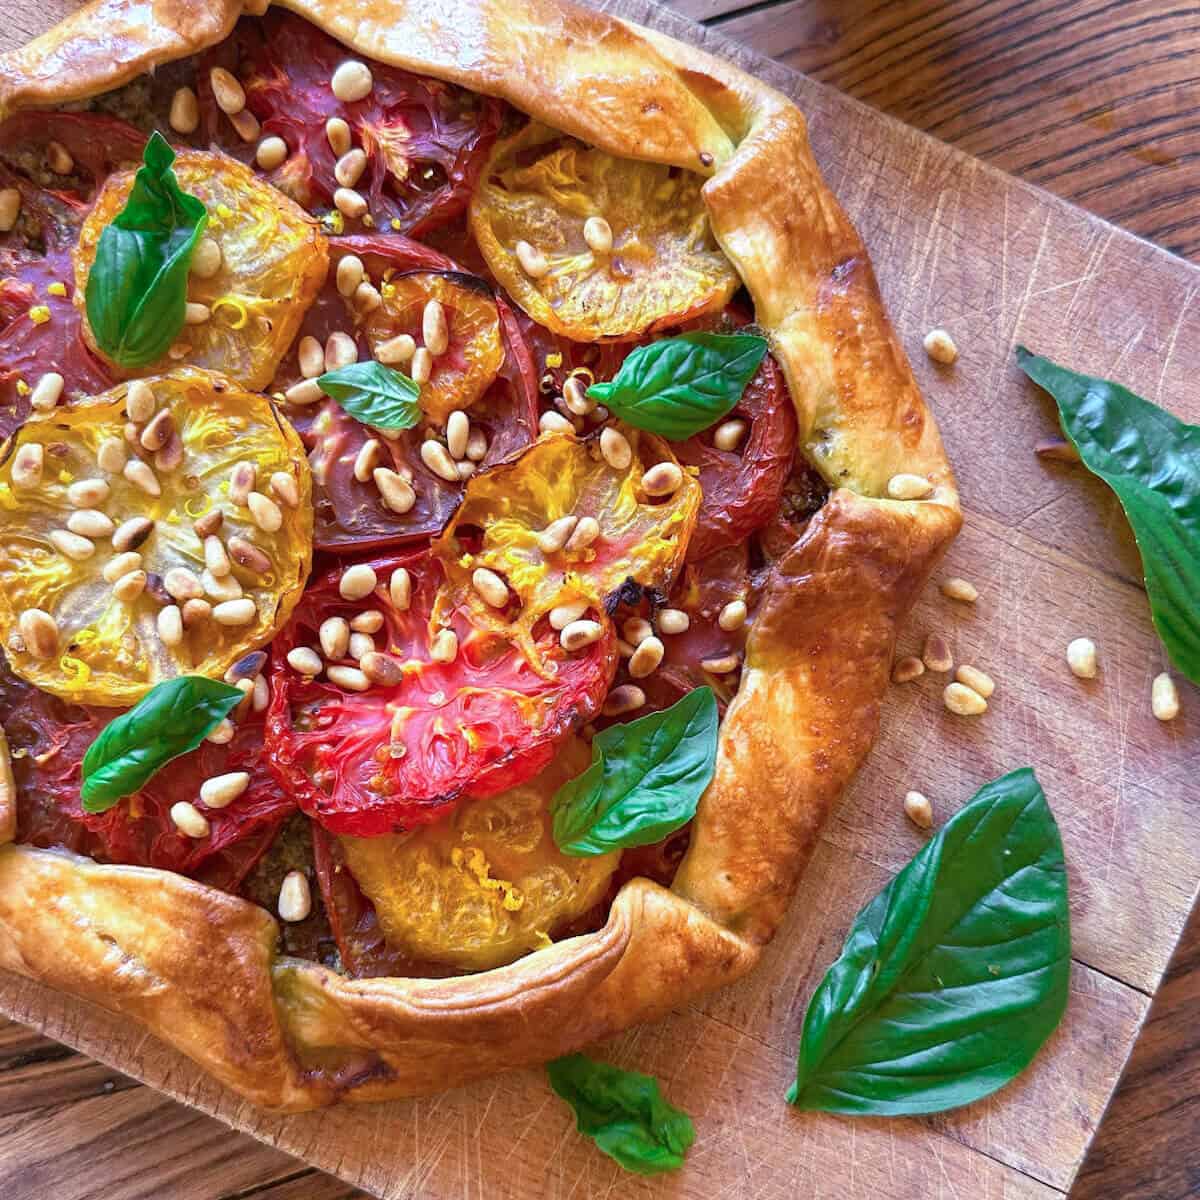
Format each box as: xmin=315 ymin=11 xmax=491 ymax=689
xmin=0 ymin=0 xmax=961 ymax=1109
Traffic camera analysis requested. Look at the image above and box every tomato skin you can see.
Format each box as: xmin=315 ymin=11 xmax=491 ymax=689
xmin=265 ymin=549 xmax=616 ymax=838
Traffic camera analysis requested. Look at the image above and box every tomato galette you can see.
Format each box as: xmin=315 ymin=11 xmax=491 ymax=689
xmin=0 ymin=0 xmax=959 ymax=1109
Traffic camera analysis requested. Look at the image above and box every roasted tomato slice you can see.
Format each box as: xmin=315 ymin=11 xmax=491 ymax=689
xmin=265 ymin=550 xmax=616 ymax=837
xmin=0 ymin=368 xmax=312 ymax=706
xmin=280 ymin=236 xmax=537 ymax=552
xmin=2 ymin=657 xmax=293 ymax=891
xmin=470 ymin=122 xmax=739 ymax=341
xmin=197 ymin=10 xmax=503 ymax=236
xmin=74 ymin=149 xmax=328 ymax=390
xmin=758 ymin=447 xmax=833 ymax=561
xmin=337 ymin=737 xmax=618 ymax=971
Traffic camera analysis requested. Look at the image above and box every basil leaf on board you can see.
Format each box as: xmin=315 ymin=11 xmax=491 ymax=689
xmin=1017 ymin=346 xmax=1200 ymax=684
xmin=551 ymin=687 xmax=718 ymax=856
xmin=316 ymin=360 xmax=421 ymax=431
xmin=586 ymin=332 xmax=768 ymax=440
xmin=80 ymin=676 xmax=243 ymax=813
xmin=788 ymin=767 xmax=1070 ymax=1117
xmin=84 ymin=131 xmax=208 ymax=368
xmin=547 ymin=1054 xmax=695 ymax=1175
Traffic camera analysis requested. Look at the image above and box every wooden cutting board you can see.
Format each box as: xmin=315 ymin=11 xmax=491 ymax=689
xmin=2 ymin=0 xmax=1199 ymax=1195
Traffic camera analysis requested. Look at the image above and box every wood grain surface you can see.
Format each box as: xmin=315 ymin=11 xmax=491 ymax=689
xmin=2 ymin=1 xmax=1200 ymax=1197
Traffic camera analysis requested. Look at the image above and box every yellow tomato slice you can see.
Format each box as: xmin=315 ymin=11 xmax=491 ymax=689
xmin=339 ymin=737 xmax=617 ymax=970
xmin=73 ymin=150 xmax=328 ymax=390
xmin=0 ymin=368 xmax=312 ymax=706
xmin=469 ymin=122 xmax=739 ymax=341
xmin=365 ymin=271 xmax=504 ymax=425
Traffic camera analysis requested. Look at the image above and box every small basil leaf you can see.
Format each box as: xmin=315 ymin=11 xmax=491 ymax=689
xmin=80 ymin=676 xmax=243 ymax=813
xmin=1017 ymin=346 xmax=1200 ymax=684
xmin=316 ymin=360 xmax=422 ymax=431
xmin=587 ymin=332 xmax=768 ymax=440
xmin=547 ymin=1054 xmax=695 ymax=1175
xmin=788 ymin=767 xmax=1070 ymax=1116
xmin=551 ymin=686 xmax=718 ymax=856
xmin=85 ymin=131 xmax=208 ymax=368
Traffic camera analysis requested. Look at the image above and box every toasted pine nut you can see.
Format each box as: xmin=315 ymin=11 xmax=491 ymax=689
xmin=718 ymin=600 xmax=748 ymax=631
xmin=354 ymin=438 xmax=382 ymax=482
xmin=256 ymin=135 xmax=288 ymax=170
xmin=278 ymin=870 xmax=312 ymax=922
xmin=622 ymin=617 xmax=653 ymax=645
xmin=155 ymin=432 xmax=184 ymax=473
xmin=887 ymin=473 xmax=934 ymax=500
xmin=420 ymin=440 xmax=459 ymax=483
xmin=199 ymin=771 xmax=250 ymax=809
xmin=472 ymin=567 xmax=509 ymax=608
xmin=287 ymin=646 xmax=323 ymax=676
xmin=12 ymin=443 xmax=43 ymax=487
xmin=140 ymin=408 xmax=175 ymax=451
xmin=566 ymin=516 xmax=600 ymax=554
xmin=326 ymin=116 xmax=351 ymax=156
xmin=465 ymin=428 xmax=488 ymax=461
xmin=97 ymin=437 xmax=127 ymax=473
xmin=50 ymin=529 xmax=95 ymax=560
xmin=374 ymin=468 xmax=416 ymax=513
xmin=351 ymin=611 xmax=384 ymax=634
xmin=347 ymin=631 xmax=374 ymax=661
xmin=169 ymin=85 xmax=199 ymax=133
xmin=442 ymin=413 xmax=469 ymax=463
xmin=583 ymin=215 xmax=613 ymax=254
xmin=327 ymin=664 xmax=370 ymax=691
xmin=336 ymin=253 xmax=365 ymax=297
xmin=956 ymin=664 xmax=995 ymax=699
xmin=411 ymin=347 xmax=433 ymax=384
xmin=190 ymin=235 xmax=222 ymax=279
xmin=1066 ymin=638 xmax=1098 ymax=679
xmin=334 ymin=187 xmax=367 ymax=219
xmin=228 ymin=536 xmax=270 ymax=576
xmin=515 ymin=240 xmax=549 ymax=278
xmin=112 ymin=516 xmax=154 ymax=553
xmin=202 ymin=568 xmax=243 ymax=602
xmin=340 ymin=563 xmax=377 ymax=600
xmin=113 ymin=569 xmax=148 ymax=604
xmin=892 ymin=655 xmax=925 ymax=684
xmin=537 ymin=515 xmax=578 ymax=555
xmin=198 ymin=534 xmax=228 ymax=578
xmin=923 ymin=328 xmax=958 ymax=364
xmin=389 ymin=567 xmax=412 ymax=611
xmin=377 ymin=333 xmax=416 ymax=365
xmin=599 ymin=427 xmax=632 ymax=470
xmin=65 ymin=509 xmax=112 ymax=539
xmin=629 ymin=635 xmax=664 ymax=678
xmin=563 ymin=375 xmax=594 ymax=416
xmin=430 ymin=628 xmax=458 ymax=663
xmin=423 ymin=299 xmax=449 ymax=356
xmin=285 ymin=378 xmax=324 ymax=406
xmin=210 ymin=66 xmax=246 ymax=114
xmin=1152 ymin=673 xmax=1181 ymax=721
xmin=712 ymin=419 xmax=747 ymax=451
xmin=123 ymin=458 xmax=161 ymax=497
xmin=251 ymin=673 xmax=269 ymax=711
xmin=30 ymin=372 xmax=64 ymax=413
xmin=944 ymin=682 xmax=987 ymax=715
xmin=332 ymin=60 xmax=373 ymax=102
xmin=298 ymin=335 xmax=325 ymax=378
xmin=334 ymin=148 xmax=367 ymax=189
xmin=657 ymin=608 xmax=690 ymax=635
xmin=0 ymin=187 xmax=20 ymax=232
xmin=164 ymin=567 xmax=203 ymax=602
xmin=157 ymin=605 xmax=184 ymax=646
xmin=213 ymin=598 xmax=257 ymax=626
xmin=904 ymin=790 xmax=934 ymax=829
xmin=103 ymin=551 xmax=143 ymax=583
xmin=602 ymin=684 xmax=645 ymax=717
xmin=561 ymin=619 xmax=603 ymax=651
xmin=319 ymin=616 xmax=350 ymax=660
xmin=247 ymin=491 xmax=283 ymax=532
xmin=539 ymin=411 xmax=574 ymax=435
xmin=550 ymin=600 xmax=589 ymax=630
xmin=641 ymin=462 xmax=683 ymax=497
xmin=325 ymin=330 xmax=357 ymax=371
xmin=360 ymin=651 xmax=403 ymax=686
xmin=224 ymin=651 xmax=268 ymax=684
xmin=46 ymin=140 xmax=73 ymax=175
xmin=922 ymin=632 xmax=953 ymax=673
xmin=18 ymin=608 xmax=58 ymax=659
xmin=941 ymin=577 xmax=978 ymax=603
xmin=126 ymin=379 xmax=156 ymax=423
xmin=701 ymin=653 xmax=741 ymax=674
xmin=269 ymin=471 xmax=299 ymax=509
xmin=170 ymin=801 xmax=210 ymax=839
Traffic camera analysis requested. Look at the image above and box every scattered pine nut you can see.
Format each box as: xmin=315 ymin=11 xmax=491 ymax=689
xmin=277 ymin=870 xmax=312 ymax=922
xmin=923 ymin=328 xmax=958 ymax=364
xmin=515 ymin=240 xmax=550 ymax=278
xmin=420 ymin=440 xmax=459 ymax=483
xmin=549 ymin=599 xmax=589 ymax=630
xmin=1152 ymin=672 xmax=1181 ymax=721
xmin=903 ymin=790 xmax=934 ymax=829
xmin=123 ymin=458 xmax=161 ymax=497
xmin=629 ymin=635 xmax=665 ymax=678
xmin=887 ymin=473 xmax=934 ymax=500
xmin=334 ymin=148 xmax=367 ymax=189
xmin=944 ymin=682 xmax=987 ymax=716
xmin=446 ymin=410 xmax=469 ymax=459
xmin=940 ymin=577 xmax=978 ymax=603
xmin=430 ymin=628 xmax=458 ymax=663
xmin=657 ymin=608 xmax=690 ymax=635
xmin=718 ymin=600 xmax=748 ymax=631
xmin=200 ymin=771 xmax=250 ymax=809
xmin=247 ymin=491 xmax=283 ymax=532
xmin=166 ymin=565 xmax=206 ymax=601
xmin=212 ymin=598 xmax=256 ymax=626
xmin=285 ymin=378 xmax=323 ymax=406
xmin=537 ymin=515 xmax=578 ymax=555
xmin=600 ymin=427 xmax=632 ymax=471
xmin=46 ymin=140 xmax=74 ymax=175
xmin=156 ymin=605 xmax=184 ymax=647
xmin=922 ymin=633 xmax=953 ymax=673
xmin=892 ymin=655 xmax=925 ymax=684
xmin=641 ymin=461 xmax=683 ymax=497
xmin=389 ymin=567 xmax=412 ymax=610
xmin=561 ymin=619 xmax=603 ymax=651
xmin=190 ymin=236 xmax=222 ymax=279
xmin=335 ymin=254 xmax=365 ymax=297
xmin=472 ymin=567 xmax=509 ymax=608
xmin=170 ymin=801 xmax=210 ymax=839
xmin=50 ymin=529 xmax=95 ymax=560
xmin=30 ymin=372 xmax=64 ymax=413
xmin=340 ymin=563 xmax=378 ymax=601
xmin=12 ymin=443 xmax=43 ymax=488
xmin=327 ymin=664 xmax=370 ymax=691
xmin=603 ymin=685 xmax=646 ymax=717
xmin=583 ymin=215 xmax=613 ymax=255
xmin=325 ymin=116 xmax=351 ymax=157
xmin=374 ymin=467 xmax=416 ymax=514
xmin=712 ymin=419 xmax=747 ymax=452
xmin=539 ymin=411 xmax=574 ymax=435
xmin=287 ymin=646 xmax=324 ymax=675
xmin=125 ymin=379 xmax=156 ymax=423
xmin=256 ymin=136 xmax=288 ymax=170
xmin=319 ymin=616 xmax=351 ymax=660
xmin=209 ymin=67 xmax=246 ymax=115
xmin=269 ymin=471 xmax=299 ymax=509
xmin=169 ymin=86 xmax=199 ymax=134
xmin=955 ymin=664 xmax=995 ymax=699
xmin=411 ymin=346 xmax=433 ymax=384
xmin=376 ymin=333 xmax=416 ymax=365
xmin=354 ymin=438 xmax=382 ymax=482
xmin=331 ymin=60 xmax=374 ymax=102
xmin=334 ymin=187 xmax=367 ymax=219
xmin=18 ymin=608 xmax=58 ymax=659
xmin=1066 ymin=637 xmax=1098 ymax=679
xmin=423 ymin=299 xmax=449 ymax=356
xmin=565 ymin=516 xmax=600 ymax=554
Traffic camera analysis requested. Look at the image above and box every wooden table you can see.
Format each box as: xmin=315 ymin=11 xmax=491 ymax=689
xmin=2 ymin=2 xmax=1199 ymax=1197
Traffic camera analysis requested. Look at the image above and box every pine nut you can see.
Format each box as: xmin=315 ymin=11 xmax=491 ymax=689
xmin=169 ymin=85 xmax=199 ymax=134
xmin=411 ymin=347 xmax=433 ymax=384
xmin=904 ymin=790 xmax=933 ymax=829
xmin=155 ymin=432 xmax=184 ymax=472
xmin=1152 ymin=672 xmax=1181 ymax=721
xmin=583 ymin=215 xmax=613 ymax=254
xmin=252 ymin=673 xmax=269 ymax=711
xmin=213 ymin=598 xmax=256 ymax=626
xmin=446 ymin=411 xmax=469 ymax=459
xmin=202 ymin=568 xmax=242 ymax=602
xmin=64 ymin=510 xmax=111 ymax=539
xmin=277 ymin=870 xmax=312 ymax=922
xmin=325 ymin=330 xmax=357 ymax=371
xmin=701 ymin=653 xmax=741 ymax=674
xmin=170 ymin=801 xmax=210 ymax=839
xmin=420 ymin=440 xmax=459 ymax=482
xmin=374 ymin=467 xmax=416 ymax=513
xmin=354 ymin=438 xmax=382 ymax=482
xmin=298 ymin=335 xmax=324 ymax=379
xmin=641 ymin=462 xmax=683 ymax=497
xmin=549 ymin=599 xmax=589 ymax=630
xmin=332 ymin=255 xmax=365 ymax=302
xmin=350 ymin=610 xmax=384 ymax=634
xmin=922 ymin=632 xmax=953 ymax=673
xmin=944 ymin=682 xmax=987 ymax=715
xmin=348 ymin=631 xmax=375 ymax=660
xmin=389 ymin=567 xmax=411 ymax=610
xmin=599 ymin=427 xmax=631 ymax=470
xmin=430 ymin=628 xmax=458 ymax=663
xmin=657 ymin=608 xmax=689 ymax=635
xmin=354 ymin=278 xmax=382 ymax=312
xmin=103 ymin=551 xmax=142 ymax=582
xmin=205 ymin=718 xmax=234 ymax=745
xmin=629 ymin=635 xmax=664 ymax=678
xmin=126 ymin=379 xmax=156 ymax=423
xmin=718 ymin=600 xmax=748 ymax=631
xmin=270 ymin=471 xmax=299 ymax=509
xmin=319 ymin=616 xmax=350 ymax=660
xmin=199 ymin=535 xmax=228 ymax=578
xmin=287 ymin=646 xmax=323 ymax=675
xmin=537 ymin=515 xmax=578 ymax=555
xmin=602 ymin=684 xmax=645 ymax=717
xmin=123 ymin=458 xmax=160 ymax=496
xmin=941 ymin=577 xmax=979 ymax=603
xmin=712 ymin=419 xmax=747 ymax=451
xmin=360 ymin=651 xmax=403 ymax=686
xmin=247 ymin=491 xmax=282 ymax=532
xmin=230 ymin=105 xmax=260 ymax=140
xmin=563 ymin=375 xmax=594 ymax=416
xmin=157 ymin=604 xmax=184 ymax=646
xmin=334 ymin=187 xmax=367 ymax=219
xmin=422 ymin=299 xmax=449 ymax=356
xmin=376 ymin=333 xmax=415 ymax=365
xmin=561 ymin=620 xmax=603 ymax=652
xmin=325 ymin=116 xmax=351 ymax=156
xmin=566 ymin=516 xmax=600 ymax=553
xmin=210 ymin=67 xmax=245 ymax=114
xmin=223 ymin=539 xmax=266 ymax=580
xmin=1066 ymin=638 xmax=1098 ymax=679
xmin=892 ymin=655 xmax=925 ymax=684
xmin=254 ymin=135 xmax=287 ymax=170
xmin=182 ymin=598 xmax=212 ymax=627
xmin=285 ymin=378 xmax=323 ymax=406
xmin=190 ymin=236 xmax=222 ymax=279
xmin=112 ymin=516 xmax=154 ymax=553
xmin=31 ymin=372 xmax=64 ymax=413
xmin=465 ymin=428 xmax=488 ymax=462
xmin=12 ymin=443 xmax=43 ymax=487
xmin=224 ymin=651 xmax=268 ymax=684
xmin=200 ymin=771 xmax=250 ymax=809
xmin=622 ymin=617 xmax=653 ymax=645
xmin=140 ymin=408 xmax=175 ymax=451
xmin=50 ymin=529 xmax=95 ymax=560
xmin=18 ymin=608 xmax=58 ymax=659
xmin=332 ymin=60 xmax=374 ymax=102
xmin=923 ymin=328 xmax=958 ymax=364
xmin=46 ymin=140 xmax=73 ymax=175
xmin=515 ymin=240 xmax=549 ymax=278
xmin=472 ymin=567 xmax=509 ymax=608
xmin=113 ymin=569 xmax=147 ymax=603
xmin=340 ymin=563 xmax=377 ymax=601
xmin=539 ymin=411 xmax=574 ymax=435
xmin=956 ymin=664 xmax=995 ymax=699
xmin=0 ymin=187 xmax=20 ymax=232
xmin=332 ymin=151 xmax=369 ymax=196
xmin=97 ymin=437 xmax=127 ymax=473
xmin=887 ymin=473 xmax=934 ymax=500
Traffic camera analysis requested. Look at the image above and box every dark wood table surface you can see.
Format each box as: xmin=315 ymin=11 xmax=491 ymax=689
xmin=3 ymin=2 xmax=1199 ymax=1197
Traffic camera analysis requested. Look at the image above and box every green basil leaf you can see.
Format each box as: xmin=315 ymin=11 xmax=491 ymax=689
xmin=788 ymin=767 xmax=1070 ymax=1116
xmin=84 ymin=131 xmax=208 ymax=368
xmin=586 ymin=332 xmax=768 ymax=440
xmin=80 ymin=676 xmax=243 ymax=813
xmin=547 ymin=1054 xmax=695 ymax=1175
xmin=1017 ymin=346 xmax=1200 ymax=684
xmin=551 ymin=687 xmax=718 ymax=856
xmin=316 ymin=360 xmax=421 ymax=431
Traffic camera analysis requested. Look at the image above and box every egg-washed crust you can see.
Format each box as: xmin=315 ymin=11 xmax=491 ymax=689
xmin=0 ymin=0 xmax=961 ymax=1110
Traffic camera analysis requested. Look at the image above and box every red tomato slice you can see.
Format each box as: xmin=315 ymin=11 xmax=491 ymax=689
xmin=1 ymin=658 xmax=294 ymax=892
xmin=277 ymin=235 xmax=538 ymax=553
xmin=265 ymin=550 xmax=616 ymax=837
xmin=196 ymin=10 xmax=503 ymax=237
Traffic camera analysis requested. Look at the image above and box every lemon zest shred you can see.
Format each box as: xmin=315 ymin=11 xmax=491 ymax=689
xmin=14 ymin=379 xmax=29 ymax=396
xmin=211 ymin=296 xmax=249 ymax=330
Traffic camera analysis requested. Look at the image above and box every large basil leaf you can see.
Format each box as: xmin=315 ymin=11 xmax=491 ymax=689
xmin=81 ymin=676 xmax=243 ymax=812
xmin=586 ymin=332 xmax=768 ymax=440
xmin=1018 ymin=346 xmax=1200 ymax=684
xmin=551 ymin=687 xmax=718 ymax=856
xmin=317 ymin=360 xmax=421 ymax=431
xmin=788 ymin=767 xmax=1070 ymax=1116
xmin=547 ymin=1054 xmax=695 ymax=1174
xmin=85 ymin=131 xmax=208 ymax=368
